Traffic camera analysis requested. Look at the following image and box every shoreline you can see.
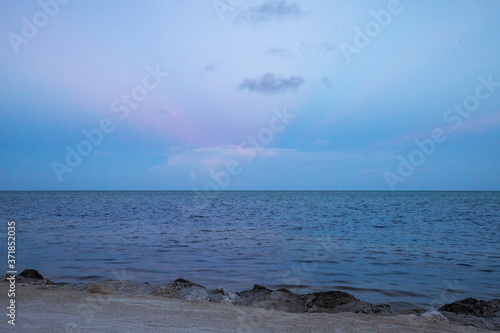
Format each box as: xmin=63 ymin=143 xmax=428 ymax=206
xmin=2 ymin=269 xmax=499 ymax=332
xmin=2 ymin=284 xmax=488 ymax=333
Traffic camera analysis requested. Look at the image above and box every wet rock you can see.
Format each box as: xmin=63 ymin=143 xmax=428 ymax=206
xmin=439 ymin=298 xmax=500 ymax=318
xmin=235 ymin=285 xmax=304 ymax=312
xmin=152 ymin=278 xmax=209 ymax=302
xmin=209 ymin=287 xmax=241 ymax=304
xmin=2 ymin=270 xmax=53 ymax=285
xmin=236 ymin=285 xmax=364 ymax=313
xmin=157 ymin=285 xmax=207 ymax=300
xmin=420 ymin=310 xmax=449 ymax=323
xmin=333 ymin=300 xmax=393 ymax=315
xmin=152 ymin=278 xmax=204 ymax=295
xmin=258 ymin=289 xmax=305 ymax=312
xmin=252 ymin=284 xmax=271 ymax=291
xmin=183 ymin=289 xmax=210 ymax=301
xmin=19 ymin=269 xmax=44 ymax=280
xmin=300 ymin=291 xmax=358 ymax=313
xmin=237 ymin=284 xmax=272 ymax=302
xmin=276 ymin=288 xmax=291 ymax=293
xmin=35 ymin=278 xmax=54 ymax=286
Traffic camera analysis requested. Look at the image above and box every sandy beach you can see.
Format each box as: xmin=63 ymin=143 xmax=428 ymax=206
xmin=2 ymin=281 xmax=494 ymax=333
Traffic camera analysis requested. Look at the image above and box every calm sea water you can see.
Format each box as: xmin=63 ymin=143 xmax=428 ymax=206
xmin=1 ymin=191 xmax=499 ymax=308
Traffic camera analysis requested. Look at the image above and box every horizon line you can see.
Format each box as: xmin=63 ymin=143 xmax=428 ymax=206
xmin=1 ymin=190 xmax=499 ymax=192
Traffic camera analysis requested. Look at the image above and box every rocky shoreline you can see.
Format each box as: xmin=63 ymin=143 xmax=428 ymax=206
xmin=5 ymin=269 xmax=500 ymax=331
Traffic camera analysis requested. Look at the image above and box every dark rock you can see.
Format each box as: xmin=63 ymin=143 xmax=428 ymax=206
xmin=300 ymin=291 xmax=358 ymax=313
xmin=236 ymin=286 xmax=362 ymax=314
xmin=6 ymin=271 xmax=414 ymax=320
xmin=252 ymin=284 xmax=271 ymax=291
xmin=2 ymin=269 xmax=53 ymax=285
xmin=276 ymin=288 xmax=291 ymax=293
xmin=333 ymin=300 xmax=393 ymax=315
xmin=439 ymin=297 xmax=500 ymax=318
xmin=152 ymin=278 xmax=204 ymax=295
xmin=168 ymin=286 xmax=209 ymax=300
xmin=175 ymin=278 xmax=204 ymax=288
xmin=175 ymin=278 xmax=200 ymax=286
xmin=19 ymin=269 xmax=44 ymax=280
xmin=237 ymin=284 xmax=273 ymax=301
xmin=209 ymin=287 xmax=241 ymax=304
xmin=152 ymin=278 xmax=208 ymax=302
xmin=260 ymin=289 xmax=305 ymax=313
xmin=236 ymin=286 xmax=306 ymax=312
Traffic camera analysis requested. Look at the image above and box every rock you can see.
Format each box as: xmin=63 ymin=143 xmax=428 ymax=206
xmin=439 ymin=298 xmax=500 ymax=318
xmin=168 ymin=286 xmax=206 ymax=300
xmin=19 ymin=269 xmax=44 ymax=280
xmin=256 ymin=289 xmax=306 ymax=313
xmin=333 ymin=300 xmax=393 ymax=315
xmin=36 ymin=278 xmax=54 ymax=286
xmin=183 ymin=289 xmax=210 ymax=301
xmin=237 ymin=284 xmax=273 ymax=302
xmin=152 ymin=278 xmax=209 ymax=302
xmin=209 ymin=287 xmax=241 ymax=304
xmin=420 ymin=310 xmax=449 ymax=323
xmin=441 ymin=312 xmax=500 ymax=331
xmin=276 ymin=288 xmax=291 ymax=293
xmin=2 ymin=274 xmax=21 ymax=282
xmin=175 ymin=278 xmax=201 ymax=286
xmin=300 ymin=291 xmax=358 ymax=313
xmin=236 ymin=285 xmax=364 ymax=314
xmin=85 ymin=284 xmax=115 ymax=294
xmin=2 ymin=270 xmax=53 ymax=285
xmin=252 ymin=284 xmax=271 ymax=291
xmin=152 ymin=278 xmax=204 ymax=295
xmin=236 ymin=285 xmax=304 ymax=312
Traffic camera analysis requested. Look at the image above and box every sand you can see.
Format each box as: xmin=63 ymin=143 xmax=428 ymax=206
xmin=1 ymin=284 xmax=491 ymax=333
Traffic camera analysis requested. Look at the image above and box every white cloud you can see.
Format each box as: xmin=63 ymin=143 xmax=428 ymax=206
xmin=148 ymin=146 xmax=396 ymax=190
xmin=164 ymin=145 xmax=295 ymax=173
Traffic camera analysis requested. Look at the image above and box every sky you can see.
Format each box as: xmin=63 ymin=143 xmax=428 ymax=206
xmin=0 ymin=0 xmax=499 ymax=190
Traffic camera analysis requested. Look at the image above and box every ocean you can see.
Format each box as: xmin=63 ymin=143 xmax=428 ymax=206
xmin=1 ymin=191 xmax=499 ymax=309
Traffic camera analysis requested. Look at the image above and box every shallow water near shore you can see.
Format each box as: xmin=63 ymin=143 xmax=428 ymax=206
xmin=1 ymin=191 xmax=499 ymax=308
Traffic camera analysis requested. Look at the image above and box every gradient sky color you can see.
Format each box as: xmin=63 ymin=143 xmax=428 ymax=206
xmin=1 ymin=0 xmax=499 ymax=190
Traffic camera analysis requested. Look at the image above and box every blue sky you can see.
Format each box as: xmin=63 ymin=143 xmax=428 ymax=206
xmin=1 ymin=0 xmax=499 ymax=190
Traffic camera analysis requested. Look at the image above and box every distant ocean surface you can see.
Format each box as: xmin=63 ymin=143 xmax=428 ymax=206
xmin=1 ymin=191 xmax=499 ymax=308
